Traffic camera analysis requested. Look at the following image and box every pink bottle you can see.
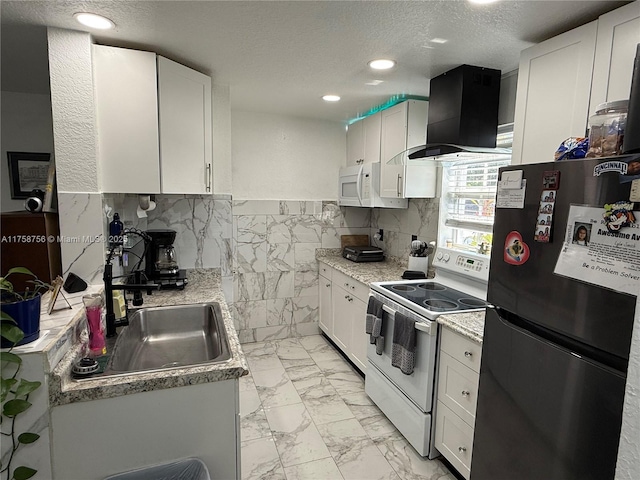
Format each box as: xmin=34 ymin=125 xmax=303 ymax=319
xmin=83 ymin=294 xmax=106 ymax=356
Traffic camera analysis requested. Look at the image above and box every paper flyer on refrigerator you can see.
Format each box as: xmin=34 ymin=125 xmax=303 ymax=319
xmin=554 ymin=204 xmax=640 ymax=296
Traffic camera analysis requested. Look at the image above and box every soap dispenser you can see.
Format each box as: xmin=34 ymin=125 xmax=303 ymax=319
xmin=109 ymin=212 xmax=123 ymax=246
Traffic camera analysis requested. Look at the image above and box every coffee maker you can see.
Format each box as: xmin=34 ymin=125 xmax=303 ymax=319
xmin=144 ymin=229 xmax=187 ymax=289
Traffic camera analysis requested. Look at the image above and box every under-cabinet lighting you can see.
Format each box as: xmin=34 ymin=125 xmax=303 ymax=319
xmin=468 ymin=0 xmax=499 ymax=4
xmin=322 ymin=95 xmax=341 ymax=102
xmin=74 ymin=13 xmax=115 ymax=30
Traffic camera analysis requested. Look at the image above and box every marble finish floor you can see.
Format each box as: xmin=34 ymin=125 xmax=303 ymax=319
xmin=240 ymin=334 xmax=456 ymax=480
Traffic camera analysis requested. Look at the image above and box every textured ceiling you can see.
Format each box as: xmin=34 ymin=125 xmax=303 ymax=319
xmin=0 ymin=0 xmax=631 ymax=123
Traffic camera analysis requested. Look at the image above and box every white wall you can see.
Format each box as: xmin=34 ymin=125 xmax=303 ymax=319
xmin=230 ymin=110 xmax=345 ymax=200
xmin=615 ymin=294 xmax=640 ymax=480
xmin=0 ymin=91 xmax=54 ymax=212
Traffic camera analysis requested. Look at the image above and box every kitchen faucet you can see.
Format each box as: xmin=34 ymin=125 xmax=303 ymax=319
xmin=104 ymin=230 xmax=159 ymax=337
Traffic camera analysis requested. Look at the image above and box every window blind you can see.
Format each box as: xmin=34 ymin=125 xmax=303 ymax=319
xmin=441 ymin=155 xmax=511 ymax=236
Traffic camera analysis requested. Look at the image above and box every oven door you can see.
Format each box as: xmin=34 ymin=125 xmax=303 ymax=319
xmin=366 ymin=293 xmax=438 ymax=412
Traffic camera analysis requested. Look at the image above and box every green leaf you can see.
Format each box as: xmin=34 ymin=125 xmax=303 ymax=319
xmin=0 ymin=324 xmax=24 ymax=345
xmin=3 ymin=399 xmax=31 ymax=417
xmin=14 ymin=380 xmax=41 ymax=398
xmin=18 ymin=432 xmax=40 ymax=444
xmin=0 ymin=352 xmax=22 ymax=364
xmin=1 ymin=378 xmax=18 ymax=403
xmin=13 ymin=466 xmax=37 ymax=480
xmin=6 ymin=267 xmax=36 ymax=278
xmin=0 ymin=311 xmax=17 ymax=323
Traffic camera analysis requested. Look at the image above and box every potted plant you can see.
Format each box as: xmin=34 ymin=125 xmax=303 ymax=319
xmin=0 ymin=268 xmax=50 ymax=348
xmin=1 ymin=300 xmax=43 ymax=479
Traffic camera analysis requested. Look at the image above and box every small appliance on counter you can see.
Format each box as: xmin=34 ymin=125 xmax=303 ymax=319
xmin=144 ymin=229 xmax=188 ymax=289
xmin=342 ymin=245 xmax=385 ymax=262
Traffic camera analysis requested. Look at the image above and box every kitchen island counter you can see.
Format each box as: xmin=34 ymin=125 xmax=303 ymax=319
xmin=50 ymin=268 xmax=248 ymax=406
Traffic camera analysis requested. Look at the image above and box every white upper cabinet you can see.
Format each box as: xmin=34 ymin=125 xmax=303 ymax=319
xmin=589 ymin=1 xmax=640 ymax=114
xmin=511 ymin=22 xmax=598 ymax=165
xmin=93 ymin=45 xmax=212 ymax=194
xmin=512 ymin=1 xmax=640 ymax=165
xmin=379 ymin=100 xmax=429 ymax=198
xmin=158 ymin=56 xmax=212 ymax=194
xmin=346 ymin=112 xmax=381 ymax=166
xmin=93 ymin=45 xmax=161 ymax=193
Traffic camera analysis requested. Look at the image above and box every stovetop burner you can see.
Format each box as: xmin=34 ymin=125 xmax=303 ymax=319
xmin=380 ymin=280 xmax=489 ymax=314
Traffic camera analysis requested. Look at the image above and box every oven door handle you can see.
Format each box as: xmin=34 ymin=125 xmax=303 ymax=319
xmin=381 ymin=304 xmax=434 ymax=335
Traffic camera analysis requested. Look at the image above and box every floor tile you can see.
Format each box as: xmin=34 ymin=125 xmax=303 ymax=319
xmin=239 ymin=335 xmax=455 ymax=480
xmin=293 ymin=376 xmax=355 ymax=425
xmin=240 ymin=386 xmax=272 ymax=441
xmin=376 ymin=435 xmax=455 ymax=480
xmin=264 ymin=402 xmax=332 ymax=468
xmin=241 ymin=436 xmax=286 ymax=480
xmin=252 ymin=367 xmax=302 ymax=408
xmin=283 ymin=458 xmax=344 ymax=480
xmin=317 ymin=419 xmax=399 ymax=480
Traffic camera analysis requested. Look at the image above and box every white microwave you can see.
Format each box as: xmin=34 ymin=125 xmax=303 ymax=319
xmin=338 ymin=163 xmax=408 ymax=209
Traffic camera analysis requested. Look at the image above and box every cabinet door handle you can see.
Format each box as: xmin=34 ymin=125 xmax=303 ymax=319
xmin=397 ymin=174 xmax=401 ymax=197
xmin=464 ymin=351 xmax=473 ymax=358
xmin=458 ymin=446 xmax=467 ymax=453
xmin=348 ymin=297 xmax=353 ymax=302
xmin=461 ymin=390 xmax=470 ymax=397
xmin=206 ymin=163 xmax=212 ymax=192
xmin=350 ymin=285 xmax=355 ymax=290
xmin=344 ymin=282 xmax=349 ymax=287
xmin=326 ymin=283 xmax=331 ymax=287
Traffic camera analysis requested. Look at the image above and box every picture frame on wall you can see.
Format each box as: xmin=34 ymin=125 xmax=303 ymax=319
xmin=7 ymin=151 xmax=51 ymax=199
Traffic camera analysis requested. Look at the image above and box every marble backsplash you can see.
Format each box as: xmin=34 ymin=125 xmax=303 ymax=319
xmin=97 ymin=195 xmax=439 ymax=344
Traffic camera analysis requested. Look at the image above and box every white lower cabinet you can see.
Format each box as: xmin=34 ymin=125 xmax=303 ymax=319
xmin=435 ymin=327 xmax=482 ymax=480
xmin=319 ymin=267 xmax=333 ymax=335
xmin=318 ymin=262 xmax=368 ymax=373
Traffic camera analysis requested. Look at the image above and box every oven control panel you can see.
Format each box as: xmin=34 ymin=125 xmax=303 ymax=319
xmin=432 ymin=247 xmax=489 ymax=282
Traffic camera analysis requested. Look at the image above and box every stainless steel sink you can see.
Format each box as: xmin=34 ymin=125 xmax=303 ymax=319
xmin=106 ymin=302 xmax=231 ymax=374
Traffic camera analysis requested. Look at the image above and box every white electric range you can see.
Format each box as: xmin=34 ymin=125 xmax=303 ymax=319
xmin=365 ymin=247 xmax=490 ymax=459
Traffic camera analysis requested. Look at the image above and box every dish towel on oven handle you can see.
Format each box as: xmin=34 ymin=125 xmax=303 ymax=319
xmin=391 ymin=311 xmax=416 ymax=375
xmin=365 ymin=296 xmax=384 ymax=355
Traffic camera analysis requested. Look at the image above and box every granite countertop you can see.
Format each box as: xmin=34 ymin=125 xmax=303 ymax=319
xmin=316 ymin=249 xmax=409 ymax=284
xmin=49 ymin=269 xmax=249 ymax=407
xmin=437 ymin=311 xmax=486 ymax=345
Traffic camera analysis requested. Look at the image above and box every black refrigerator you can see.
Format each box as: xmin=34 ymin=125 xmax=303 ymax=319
xmin=471 ymin=156 xmax=639 ymax=480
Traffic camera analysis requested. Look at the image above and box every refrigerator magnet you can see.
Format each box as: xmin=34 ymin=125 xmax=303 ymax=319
xmin=504 ymin=231 xmax=530 ymax=265
xmin=603 ymin=201 xmax=636 ymax=232
xmin=542 ymin=170 xmax=560 ymax=190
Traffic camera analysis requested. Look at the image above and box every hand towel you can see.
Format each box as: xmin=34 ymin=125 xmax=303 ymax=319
xmin=391 ymin=311 xmax=416 ymax=374
xmin=365 ymin=296 xmax=384 ymax=354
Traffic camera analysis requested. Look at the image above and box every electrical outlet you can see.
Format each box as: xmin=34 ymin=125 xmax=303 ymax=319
xmin=378 ymin=229 xmax=384 ymax=241
xmin=412 ymin=234 xmax=418 ymax=241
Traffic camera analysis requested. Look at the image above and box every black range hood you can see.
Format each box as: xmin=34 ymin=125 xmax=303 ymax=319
xmin=405 ymin=65 xmax=504 ymax=160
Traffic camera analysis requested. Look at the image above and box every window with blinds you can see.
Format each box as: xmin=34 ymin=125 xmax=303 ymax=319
xmin=438 ymin=153 xmax=511 ymax=255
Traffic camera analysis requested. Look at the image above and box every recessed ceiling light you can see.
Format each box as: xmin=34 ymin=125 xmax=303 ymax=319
xmin=322 ymin=95 xmax=341 ymax=102
xmin=430 ymin=38 xmax=448 ymax=44
xmin=74 ymin=13 xmax=115 ymax=30
xmin=365 ymin=80 xmax=384 ymax=86
xmin=368 ymin=59 xmax=396 ymax=70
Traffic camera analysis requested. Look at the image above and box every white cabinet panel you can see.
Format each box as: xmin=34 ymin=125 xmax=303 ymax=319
xmin=350 ymin=295 xmax=367 ymax=372
xmin=380 ymin=100 xmax=429 ymax=197
xmin=512 ymin=21 xmax=598 ymax=165
xmin=590 ymin=1 xmax=640 ymax=114
xmin=158 ymin=56 xmax=212 ymax=194
xmin=346 ymin=120 xmax=364 ymax=166
xmin=93 ymin=45 xmax=161 ymax=193
xmin=346 ymin=112 xmax=381 ymax=166
xmin=319 ymin=275 xmax=333 ymax=335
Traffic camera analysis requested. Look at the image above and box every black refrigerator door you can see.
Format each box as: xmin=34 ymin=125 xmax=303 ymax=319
xmin=488 ymin=158 xmax=636 ymax=362
xmin=471 ymin=309 xmax=626 ymax=480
